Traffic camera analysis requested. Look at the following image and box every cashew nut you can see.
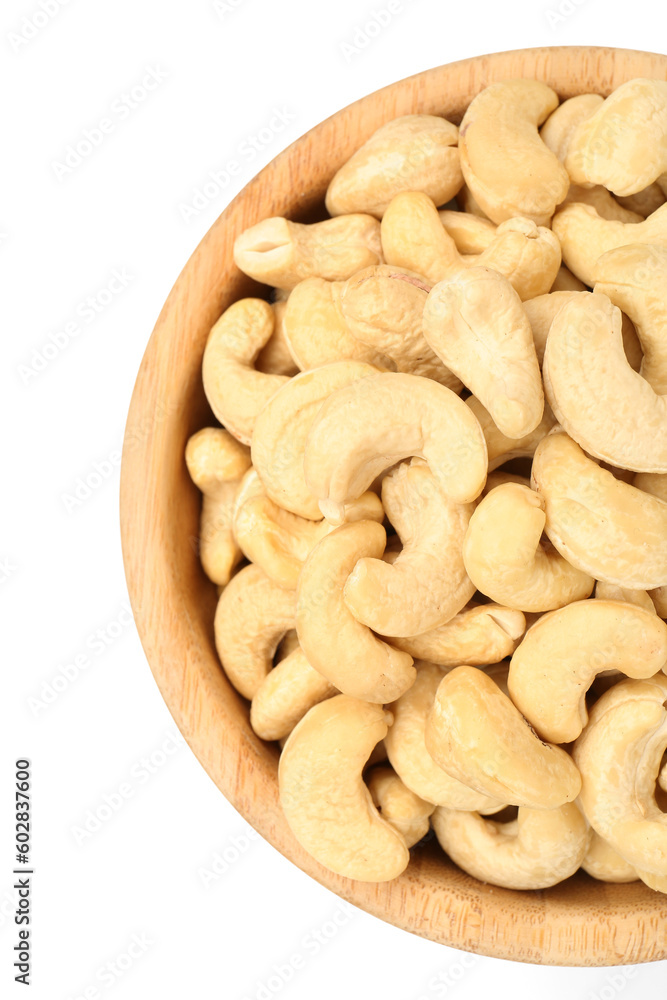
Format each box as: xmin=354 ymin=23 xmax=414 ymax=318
xmin=255 ymin=300 xmax=299 ymax=375
xmin=425 ymin=666 xmax=581 ymax=809
xmin=462 ymin=482 xmax=594 ymax=612
xmin=423 ymin=266 xmax=544 ymax=438
xmin=390 ymin=602 xmax=525 ymax=667
xmin=540 ymin=93 xmax=604 ymax=164
xmin=304 ymin=371 xmax=488 ymax=525
xmin=458 ymin=80 xmax=569 ymax=225
xmin=508 ymin=600 xmax=667 ymax=744
xmin=325 ymin=114 xmax=463 ymax=218
xmin=343 ymin=459 xmax=474 ymax=636
xmin=250 ymin=644 xmax=336 ymax=741
xmin=560 ymin=184 xmax=643 ymax=224
xmin=367 ymin=766 xmax=435 ymax=848
xmin=582 ymin=831 xmax=638 ymax=883
xmin=594 ymin=580 xmax=656 ymax=615
xmin=465 ymin=393 xmax=556 ymax=471
xmin=438 ymin=209 xmax=496 ymax=254
xmin=233 ymin=213 xmax=383 ymax=291
xmin=202 ymin=298 xmax=289 ymax=445
xmin=295 ymin=520 xmax=416 ymax=703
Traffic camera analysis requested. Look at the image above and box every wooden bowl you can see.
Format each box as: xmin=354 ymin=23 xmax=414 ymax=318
xmin=120 ymin=46 xmax=667 ymax=966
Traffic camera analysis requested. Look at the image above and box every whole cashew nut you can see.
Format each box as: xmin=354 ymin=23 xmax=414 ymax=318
xmin=508 ymin=599 xmax=667 ymax=744
xmin=458 ymin=79 xmax=569 ymax=225
xmin=367 ymin=766 xmax=435 ymax=848
xmin=594 ymin=580 xmax=656 ymax=615
xmin=233 ymin=213 xmax=383 ymax=291
xmin=185 ymin=427 xmax=251 ymax=585
xmin=343 ymin=459 xmax=475 ymax=637
xmin=295 ymin=520 xmax=416 ymax=703
xmin=390 ymin=602 xmax=526 ymax=667
xmin=540 ymin=93 xmax=603 ymax=164
xmin=438 ymin=209 xmax=496 ymax=254
xmin=325 ymin=114 xmax=463 ymax=218
xmin=560 ymin=185 xmax=643 ymax=224
xmin=304 ymin=371 xmax=488 ymax=525
xmin=279 ymin=695 xmax=409 ymax=881
xmin=465 ymin=394 xmax=556 ymax=471
xmin=250 ymin=644 xmax=336 ymax=741
xmin=425 ymin=666 xmax=581 ymax=809
xmin=202 ymin=298 xmax=290 ymax=445
xmin=462 ymin=482 xmax=594 ymax=612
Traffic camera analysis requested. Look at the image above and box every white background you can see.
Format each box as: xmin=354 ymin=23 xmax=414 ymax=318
xmin=2 ymin=0 xmax=667 ymax=997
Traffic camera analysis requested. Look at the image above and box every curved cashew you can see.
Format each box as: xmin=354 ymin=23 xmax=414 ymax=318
xmin=367 ymin=766 xmax=435 ymax=848
xmin=295 ymin=520 xmax=415 ymax=703
xmin=233 ymin=213 xmax=383 ymax=291
xmin=565 ymin=79 xmax=667 ymax=196
xmin=458 ymin=79 xmax=569 ymax=225
xmin=251 ymin=360 xmax=380 ymax=520
xmin=385 ymin=660 xmax=505 ymax=812
xmin=438 ymin=209 xmax=496 ymax=254
xmin=560 ymin=185 xmax=643 ymax=224
xmin=381 ymin=191 xmax=560 ymax=299
xmin=250 ymin=644 xmax=336 ymax=741
xmin=185 ymin=427 xmax=251 ymax=585
xmin=339 ymin=265 xmax=462 ymax=389
xmin=508 ymin=600 xmax=667 ymax=743
xmin=425 ymin=666 xmax=581 ymax=809
xmin=573 ymin=675 xmax=667 ymax=882
xmin=552 ymin=202 xmax=667 ymax=286
xmin=617 ymin=182 xmax=666 ymax=219
xmin=465 ymin=394 xmax=556 ymax=471
xmin=390 ymin=602 xmax=525 ymax=666
xmin=255 ymin=300 xmax=299 ymax=375
xmin=462 ymin=483 xmax=594 ymax=612
xmin=278 ymin=695 xmax=409 ymax=881
xmin=283 ymin=277 xmax=390 ymax=370
xmin=593 ymin=243 xmax=667 ymax=394
xmin=214 ymin=564 xmax=295 ymax=700
xmin=540 ymin=93 xmax=603 ymax=163
xmin=423 ymin=266 xmax=543 ymax=438
xmin=549 ymin=265 xmax=587 ymax=292
xmin=202 ymin=298 xmax=289 ymax=445
xmin=543 ymin=294 xmax=667 ymax=474
xmin=325 ymin=114 xmax=463 ymax=218
xmin=343 ymin=459 xmax=474 ymax=637
xmin=432 ymin=802 xmax=588 ymax=890
xmin=582 ymin=831 xmax=638 ymax=883
xmin=594 ymin=580 xmax=656 ymax=615
xmin=304 ymin=371 xmax=488 ymax=525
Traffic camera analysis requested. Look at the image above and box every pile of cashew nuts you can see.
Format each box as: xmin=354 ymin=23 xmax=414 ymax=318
xmin=186 ymin=77 xmax=667 ymax=891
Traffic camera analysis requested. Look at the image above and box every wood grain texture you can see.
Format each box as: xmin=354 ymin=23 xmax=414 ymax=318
xmin=120 ymin=46 xmax=667 ymax=966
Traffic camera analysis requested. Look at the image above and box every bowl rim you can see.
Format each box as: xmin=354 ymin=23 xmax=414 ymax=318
xmin=120 ymin=44 xmax=667 ymax=967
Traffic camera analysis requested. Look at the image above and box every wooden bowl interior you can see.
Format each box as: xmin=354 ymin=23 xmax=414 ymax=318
xmin=120 ymin=46 xmax=667 ymax=965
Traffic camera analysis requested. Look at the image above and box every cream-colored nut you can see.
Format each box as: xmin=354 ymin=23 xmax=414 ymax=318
xmin=565 ymin=79 xmax=667 ymax=195
xmin=367 ymin=766 xmax=435 ymax=848
xmin=617 ymin=182 xmax=666 ymax=219
xmin=202 ymin=298 xmax=289 ymax=445
xmin=552 ymin=201 xmax=667 ymax=286
xmin=543 ymin=294 xmax=667 ymax=473
xmin=532 ymin=432 xmax=667 ymax=589
xmin=231 ymin=466 xmax=265 ymax=525
xmin=634 ymin=471 xmax=667 ymax=503
xmin=390 ymin=602 xmax=525 ymax=666
xmin=549 ymin=265 xmax=587 ymax=292
xmin=423 ymin=266 xmax=544 ymax=438
xmin=283 ymin=277 xmax=390 ymax=370
xmin=185 ymin=427 xmax=251 ymax=585
xmin=255 ymin=300 xmax=299 ymax=375
xmin=432 ymin=802 xmax=588 ymax=890
xmin=426 ymin=666 xmax=581 ymax=809
xmin=339 ymin=266 xmax=462 ymax=389
xmin=458 ymin=80 xmax=569 ymax=225
xmin=465 ymin=394 xmax=556 ymax=471
xmin=250 ymin=645 xmax=336 ymax=741
xmin=594 ymin=580 xmax=656 ymax=614
xmin=295 ymin=520 xmax=415 ymax=703
xmin=343 ymin=459 xmax=474 ymax=637
xmin=438 ymin=209 xmax=496 ymax=254
xmin=304 ymin=371 xmax=488 ymax=525
xmin=463 ymin=483 xmax=594 ymax=612
xmin=594 ymin=243 xmax=667 ymax=394
xmin=233 ymin=214 xmax=383 ymax=291
xmin=235 ymin=489 xmax=383 ymax=589
xmin=385 ymin=661 xmax=506 ymax=812
xmin=214 ymin=564 xmax=295 ymax=700
xmin=560 ymin=184 xmax=644 ymax=223
xmin=251 ymin=361 xmax=379 ymax=520
xmin=482 ymin=471 xmax=530 ymax=494
xmin=540 ymin=93 xmax=604 ymax=164
xmin=381 ymin=192 xmax=560 ymax=299
xmin=508 ymin=600 xmax=667 ymax=744
xmin=325 ymin=114 xmax=463 ymax=218
xmin=582 ymin=831 xmax=638 ymax=883
xmin=279 ymin=695 xmax=409 ymax=881
xmin=573 ymin=675 xmax=667 ymax=879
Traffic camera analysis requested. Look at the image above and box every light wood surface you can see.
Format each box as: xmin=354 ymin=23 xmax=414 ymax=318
xmin=120 ymin=47 xmax=667 ymax=966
